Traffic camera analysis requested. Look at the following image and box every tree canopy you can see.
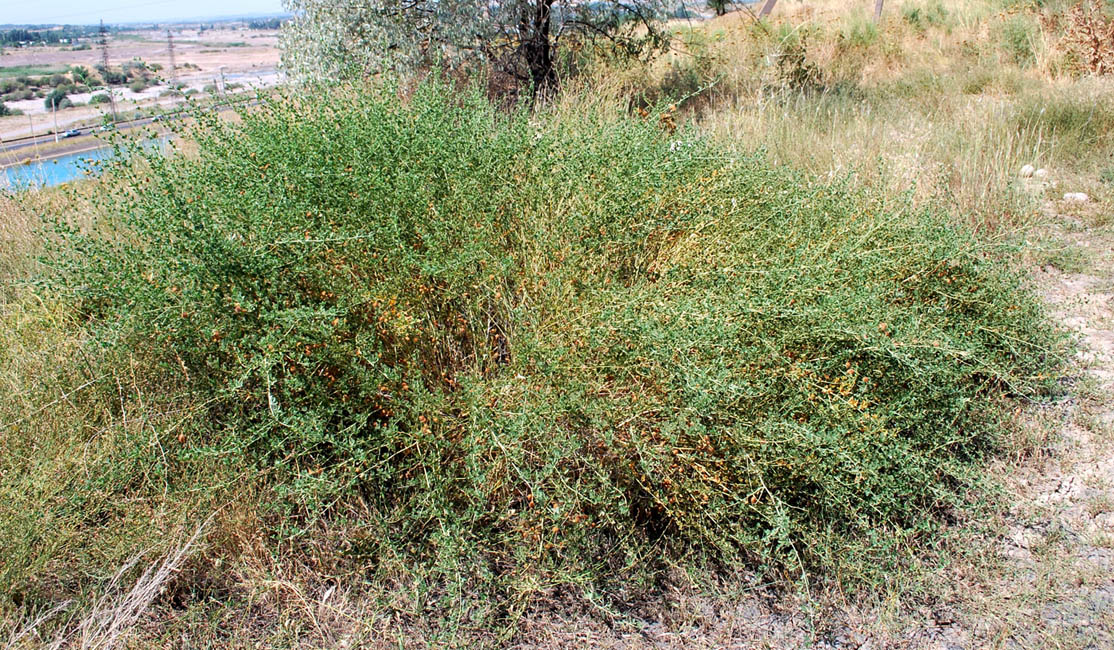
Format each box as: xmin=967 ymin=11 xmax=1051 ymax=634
xmin=280 ymin=0 xmax=674 ymax=98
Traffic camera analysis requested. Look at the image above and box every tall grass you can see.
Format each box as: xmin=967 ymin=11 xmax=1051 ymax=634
xmin=624 ymin=0 xmax=1114 ymax=231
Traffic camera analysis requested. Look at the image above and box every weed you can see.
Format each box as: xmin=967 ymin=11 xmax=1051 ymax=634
xmin=997 ymin=14 xmax=1040 ymax=66
xmin=32 ymin=80 xmax=1067 ymax=628
xmin=903 ymin=1 xmax=953 ymax=33
xmin=1064 ymin=0 xmax=1114 ymax=74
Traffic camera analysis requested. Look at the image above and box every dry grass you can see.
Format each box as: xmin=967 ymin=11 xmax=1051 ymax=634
xmin=584 ymin=0 xmax=1114 ymax=234
xmin=3 ymin=523 xmax=206 ymax=650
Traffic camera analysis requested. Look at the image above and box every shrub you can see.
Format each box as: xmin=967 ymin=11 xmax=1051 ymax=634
xmin=997 ymin=14 xmax=1038 ymax=66
xmin=0 ymin=101 xmax=10 ymax=116
xmin=128 ymin=79 xmax=147 ymax=93
xmin=89 ymin=93 xmax=110 ymax=104
xmin=43 ymin=88 xmax=69 ymax=110
xmin=902 ymin=1 xmax=951 ymax=33
xmin=839 ymin=13 xmax=881 ymax=49
xmin=2 ymin=89 xmax=32 ymax=101
xmin=69 ymin=65 xmax=90 ymax=84
xmin=122 ymin=58 xmax=149 ymax=77
xmin=48 ymin=80 xmax=1064 ymax=608
xmin=1064 ymin=0 xmax=1114 ymax=74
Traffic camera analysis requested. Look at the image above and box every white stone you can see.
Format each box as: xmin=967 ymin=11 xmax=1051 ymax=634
xmin=1020 ymin=164 xmax=1035 ymax=178
xmin=1034 ymin=168 xmax=1050 ymax=180
xmin=1063 ymin=192 xmax=1090 ymax=202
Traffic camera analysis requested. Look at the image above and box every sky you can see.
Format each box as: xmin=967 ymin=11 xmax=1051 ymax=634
xmin=1 ymin=0 xmax=285 ymax=26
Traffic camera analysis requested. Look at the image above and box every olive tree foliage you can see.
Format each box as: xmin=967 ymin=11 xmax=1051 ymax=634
xmin=280 ymin=0 xmax=676 ymax=98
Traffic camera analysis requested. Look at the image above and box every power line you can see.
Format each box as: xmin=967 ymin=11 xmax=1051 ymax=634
xmin=98 ymin=19 xmax=119 ymax=123
xmin=167 ymin=29 xmax=178 ymax=84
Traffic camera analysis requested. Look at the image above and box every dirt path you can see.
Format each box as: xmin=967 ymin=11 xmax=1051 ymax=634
xmin=985 ymin=215 xmax=1114 ymax=648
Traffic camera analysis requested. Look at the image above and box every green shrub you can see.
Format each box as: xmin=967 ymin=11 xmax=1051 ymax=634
xmin=839 ymin=13 xmax=881 ymax=49
xmin=42 ymin=88 xmax=69 ymax=110
xmin=128 ymin=79 xmax=147 ymax=93
xmin=902 ymin=1 xmax=951 ymax=33
xmin=69 ymin=65 xmax=90 ymax=84
xmin=47 ymin=80 xmax=1064 ymax=607
xmin=996 ymin=14 xmax=1038 ymax=66
xmin=2 ymin=89 xmax=32 ymax=102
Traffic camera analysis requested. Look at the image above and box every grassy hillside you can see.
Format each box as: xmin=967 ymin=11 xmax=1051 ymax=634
xmin=3 ymin=0 xmax=1111 ymax=645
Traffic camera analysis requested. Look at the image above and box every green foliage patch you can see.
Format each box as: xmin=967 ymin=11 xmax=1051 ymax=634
xmin=996 ymin=14 xmax=1039 ymax=66
xmin=45 ymin=80 xmax=1064 ymax=603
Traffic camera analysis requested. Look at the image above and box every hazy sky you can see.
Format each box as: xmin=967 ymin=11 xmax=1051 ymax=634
xmin=2 ymin=0 xmax=285 ymax=25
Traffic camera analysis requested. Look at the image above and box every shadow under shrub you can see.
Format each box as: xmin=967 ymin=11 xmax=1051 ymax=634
xmin=45 ymin=79 xmax=1065 ymax=608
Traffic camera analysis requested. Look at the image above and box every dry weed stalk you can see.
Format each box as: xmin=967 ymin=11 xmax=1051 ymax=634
xmin=1066 ymin=1 xmax=1114 ymax=74
xmin=3 ymin=521 xmax=208 ymax=650
xmin=63 ymin=522 xmax=206 ymax=649
xmin=3 ymin=601 xmax=72 ymax=650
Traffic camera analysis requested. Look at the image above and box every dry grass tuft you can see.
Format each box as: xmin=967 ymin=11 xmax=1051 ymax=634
xmin=3 ymin=522 xmax=206 ymax=650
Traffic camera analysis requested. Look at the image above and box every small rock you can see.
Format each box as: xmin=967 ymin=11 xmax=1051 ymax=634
xmin=1020 ymin=164 xmax=1035 ymax=177
xmin=1063 ymin=192 xmax=1090 ymax=202
xmin=1034 ymin=168 xmax=1050 ymax=180
xmin=1011 ymin=529 xmax=1034 ymax=549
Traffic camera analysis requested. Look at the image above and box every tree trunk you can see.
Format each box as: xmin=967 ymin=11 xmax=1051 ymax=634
xmin=523 ymin=0 xmax=557 ymax=102
xmin=759 ymin=0 xmax=778 ymax=18
xmin=874 ymin=0 xmax=884 ymax=21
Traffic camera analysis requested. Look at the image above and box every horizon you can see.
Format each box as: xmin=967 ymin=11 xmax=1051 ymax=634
xmin=0 ymin=0 xmax=286 ymax=27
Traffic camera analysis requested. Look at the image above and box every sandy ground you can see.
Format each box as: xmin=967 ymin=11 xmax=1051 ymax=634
xmin=0 ymin=29 xmax=281 ymax=141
